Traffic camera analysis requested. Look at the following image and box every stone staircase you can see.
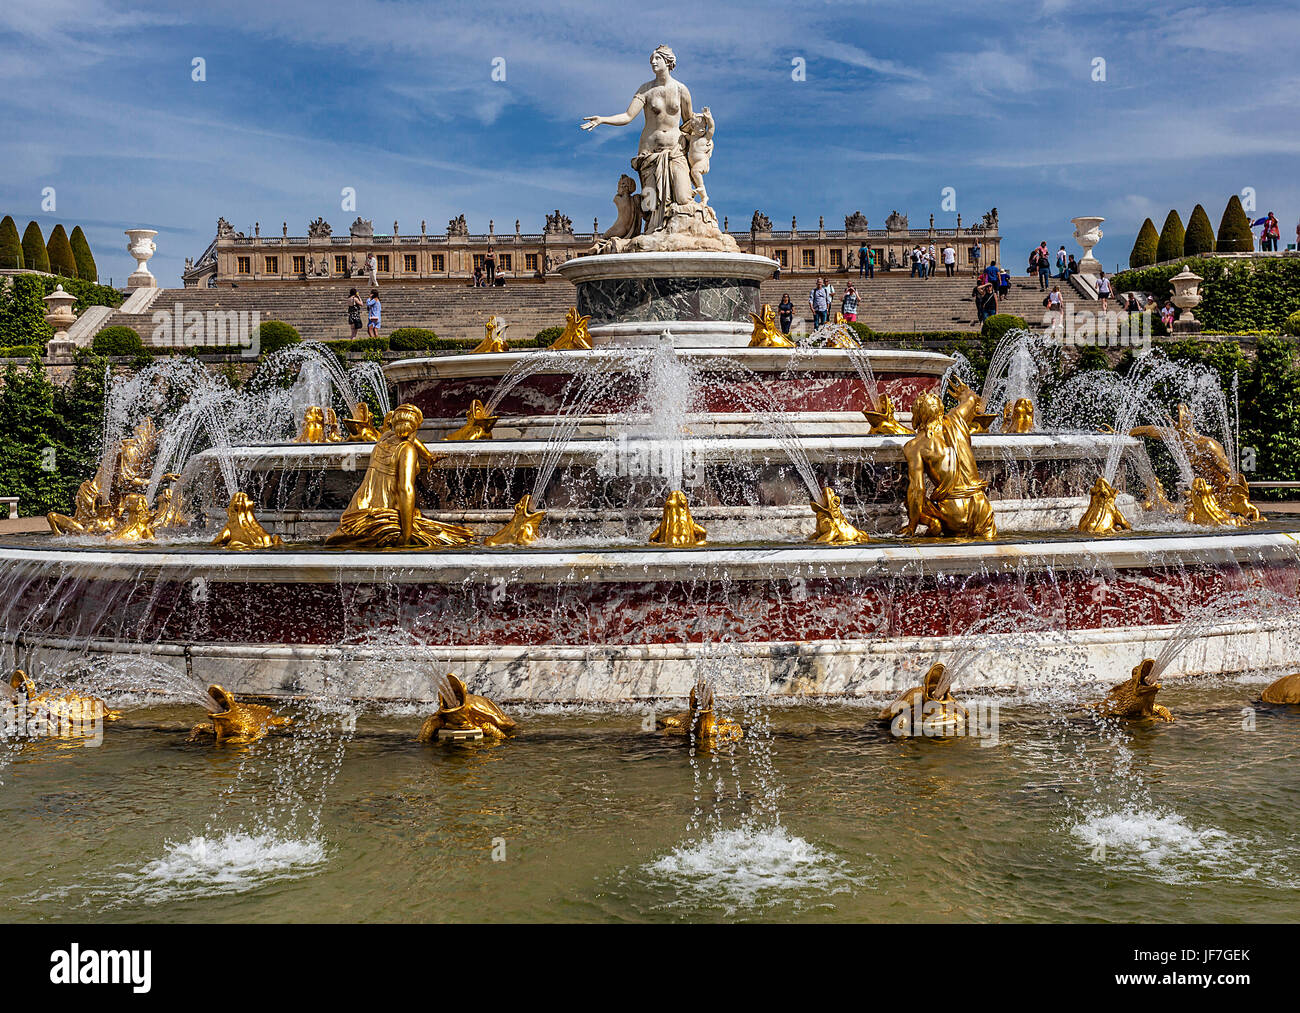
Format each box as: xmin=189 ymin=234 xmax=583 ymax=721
xmin=94 ymin=271 xmax=1055 ymax=346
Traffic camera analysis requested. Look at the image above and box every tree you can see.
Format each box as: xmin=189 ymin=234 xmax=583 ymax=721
xmin=45 ymin=224 xmax=78 ymax=278
xmin=0 ymin=216 xmax=22 ymax=269
xmin=1216 ymin=195 xmax=1255 ymax=253
xmin=20 ymin=221 xmax=49 ymax=272
xmin=1156 ymin=210 xmax=1185 ymax=263
xmin=0 ymin=359 xmax=79 ymax=515
xmin=1184 ymin=204 xmax=1216 ymax=257
xmin=69 ymin=226 xmax=97 ymax=282
xmin=1129 ymin=218 xmax=1160 ymax=268
xmin=0 ymin=274 xmax=55 ymax=348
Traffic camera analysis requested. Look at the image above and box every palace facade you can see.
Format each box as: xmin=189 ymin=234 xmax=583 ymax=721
xmin=182 ymin=209 xmax=1002 ymax=288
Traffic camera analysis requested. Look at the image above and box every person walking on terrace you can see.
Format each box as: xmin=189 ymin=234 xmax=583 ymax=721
xmin=809 ymin=278 xmax=829 ymax=329
xmin=347 ymin=288 xmax=364 ymax=339
xmin=366 ymin=288 xmax=382 ymax=338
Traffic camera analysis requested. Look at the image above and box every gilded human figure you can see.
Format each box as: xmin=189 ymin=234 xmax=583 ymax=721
xmin=326 ymin=404 xmax=475 ymax=548
xmin=901 ymin=379 xmax=997 ymax=540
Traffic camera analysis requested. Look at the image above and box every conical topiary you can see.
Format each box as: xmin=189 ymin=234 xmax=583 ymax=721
xmin=21 ymin=221 xmax=49 ymax=272
xmin=1184 ymin=204 xmax=1216 ymax=256
xmin=46 ymin=224 xmax=77 ymax=278
xmin=1156 ymin=210 xmax=1185 ymax=263
xmin=1129 ymin=218 xmax=1160 ymax=268
xmin=0 ymin=216 xmax=22 ymax=269
xmin=69 ymin=226 xmax=97 ymax=282
xmin=1216 ymin=195 xmax=1255 ymax=253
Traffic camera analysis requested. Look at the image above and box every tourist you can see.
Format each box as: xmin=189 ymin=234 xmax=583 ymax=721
xmin=1046 ymin=284 xmax=1064 ymax=328
xmin=1066 ymin=253 xmax=1078 ymax=279
xmin=928 ymin=243 xmax=938 ymax=278
xmin=841 ymin=283 xmax=859 ymax=322
xmin=1124 ymin=293 xmax=1139 ymax=313
xmin=1161 ymin=299 xmax=1176 ymax=329
xmin=347 ymin=288 xmax=364 ymax=339
xmin=1096 ymin=271 xmax=1112 ymax=312
xmin=1261 ymin=212 xmax=1280 ymax=252
xmin=1034 ymin=241 xmax=1051 ymax=290
xmin=984 ymin=259 xmax=1000 ymax=288
xmin=778 ymin=293 xmax=794 ymax=335
xmin=366 ymin=288 xmax=381 ymax=337
xmin=858 ymin=243 xmax=870 ymax=278
xmin=970 ymin=240 xmax=981 ymax=274
xmin=365 ymin=251 xmax=378 ymax=287
xmin=943 ymin=243 xmax=956 ymax=276
xmin=824 ymin=276 xmax=836 ymax=308
xmin=485 ymin=245 xmax=497 ymax=284
xmin=1056 ymin=245 xmax=1068 ymax=279
xmin=864 ymin=246 xmax=875 ymax=278
xmin=808 ymin=278 xmax=829 ymax=328
xmin=973 ymin=279 xmax=998 ymax=323
xmin=998 ymin=266 xmax=1010 ymax=298
xmin=472 ymin=265 xmax=485 ymax=287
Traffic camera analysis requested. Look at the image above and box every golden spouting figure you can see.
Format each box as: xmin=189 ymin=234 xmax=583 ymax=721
xmin=1184 ymin=476 xmax=1240 ymax=527
xmin=827 ymin=314 xmax=859 ymax=348
xmin=1078 ymin=475 xmax=1131 ymax=535
xmin=901 ymin=379 xmax=997 ymax=540
xmin=809 ymin=486 xmax=870 ymax=544
xmin=211 ymin=492 xmax=283 ymax=550
xmin=47 ymin=478 xmax=118 ymax=535
xmin=862 ymin=392 xmax=913 ymax=435
xmin=188 ymin=684 xmax=293 ymax=745
xmin=1091 ymin=659 xmax=1174 ymax=722
xmin=1225 ymin=473 xmax=1263 ymax=522
xmin=5 ymin=670 xmax=120 ymax=733
xmin=551 ymin=307 xmax=594 ymax=350
xmin=106 ymin=493 xmax=157 ymax=542
xmin=343 ymin=403 xmax=383 ymax=441
xmin=444 ymin=399 xmax=498 ymax=441
xmin=96 ymin=417 xmax=157 ymax=506
xmin=296 ymin=406 xmax=326 ymax=443
xmin=649 ymin=490 xmax=707 ymax=546
xmin=879 ymin=662 xmax=968 ymax=737
xmin=484 ymin=494 xmax=546 ymax=546
xmin=324 ymin=407 xmax=345 ymax=443
xmin=152 ymin=473 xmax=189 ymax=530
xmin=657 ymin=679 xmax=743 ymax=743
xmin=1001 ymin=398 xmax=1035 ymax=433
xmin=472 ymin=315 xmax=510 ymax=354
xmin=747 ymin=304 xmax=795 ymax=348
xmin=418 ymin=673 xmax=518 ymax=741
xmin=1260 ymin=673 xmax=1300 ymax=704
xmin=1141 ymin=476 xmax=1179 ymax=514
xmin=326 ymin=403 xmax=475 ymax=549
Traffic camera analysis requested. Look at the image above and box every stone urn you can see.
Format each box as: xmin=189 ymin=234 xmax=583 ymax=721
xmin=1169 ymin=265 xmax=1204 ymax=333
xmin=125 ymin=228 xmax=158 ymax=289
xmin=1071 ymin=216 xmax=1104 ymax=277
xmin=43 ymin=284 xmax=78 ymax=361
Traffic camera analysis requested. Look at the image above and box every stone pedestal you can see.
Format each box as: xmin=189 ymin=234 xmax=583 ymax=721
xmin=1170 ymin=265 xmax=1204 ymax=333
xmin=125 ymin=228 xmax=158 ymax=289
xmin=43 ymin=284 xmax=78 ymax=361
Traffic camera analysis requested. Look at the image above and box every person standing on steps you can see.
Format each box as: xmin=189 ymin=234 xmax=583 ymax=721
xmin=928 ymin=243 xmax=938 ymax=279
xmin=1056 ymin=245 xmax=1068 ymax=279
xmin=365 ymin=252 xmax=378 ymax=288
xmin=778 ymin=293 xmax=794 ymax=335
xmin=864 ymin=246 xmax=874 ymax=278
xmin=998 ymin=265 xmax=1010 ymax=299
xmin=943 ymin=243 xmax=956 ymax=277
xmin=858 ymin=243 xmax=870 ymax=278
xmin=485 ymin=245 xmax=497 ymax=285
xmin=808 ymin=278 xmax=829 ymax=329
xmin=1096 ymin=271 xmax=1112 ymax=312
xmin=347 ymin=287 xmax=364 ymax=339
xmin=366 ymin=288 xmax=382 ymax=338
xmin=841 ymin=283 xmax=859 ymax=322
xmin=970 ymin=240 xmax=981 ymax=276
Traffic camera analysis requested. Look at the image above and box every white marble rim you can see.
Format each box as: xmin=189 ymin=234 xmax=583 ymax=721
xmin=3 ymin=529 xmax=1296 ymax=582
xmin=384 ymin=346 xmax=955 ymax=381
xmin=556 ymin=251 xmax=779 ymax=284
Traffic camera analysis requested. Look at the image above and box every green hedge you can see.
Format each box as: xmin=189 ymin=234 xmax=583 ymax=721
xmin=389 ymin=326 xmax=439 ymax=351
xmin=534 ymin=325 xmax=564 ymax=345
xmin=38 ymin=274 xmax=122 ymax=313
xmin=980 ymin=313 xmax=1027 ymax=343
xmin=1185 ymin=204 xmax=1216 ymax=257
xmin=92 ymin=325 xmax=143 ymax=356
xmin=1129 ymin=218 xmax=1159 ymax=268
xmin=252 ymin=320 xmax=301 ymax=355
xmin=1156 ymin=210 xmax=1185 ymax=263
xmin=0 ymin=274 xmax=54 ymax=348
xmin=0 ymin=345 xmax=40 ymax=359
xmin=1285 ymin=311 xmax=1300 ymax=337
xmin=1112 ymin=257 xmax=1300 ymax=333
xmin=1217 ymin=195 xmax=1255 ymax=253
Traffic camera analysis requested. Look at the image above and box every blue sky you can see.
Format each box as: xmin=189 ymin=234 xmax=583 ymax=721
xmin=1 ymin=0 xmax=1295 ymax=286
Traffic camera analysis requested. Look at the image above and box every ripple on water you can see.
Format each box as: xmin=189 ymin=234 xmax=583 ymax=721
xmin=120 ymin=832 xmax=327 ymax=904
xmin=637 ymin=824 xmax=865 ymax=916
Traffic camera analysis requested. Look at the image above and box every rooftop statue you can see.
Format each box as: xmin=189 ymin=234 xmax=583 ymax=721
xmin=581 ymin=46 xmax=738 ymax=254
xmin=901 ymin=379 xmax=997 ymax=540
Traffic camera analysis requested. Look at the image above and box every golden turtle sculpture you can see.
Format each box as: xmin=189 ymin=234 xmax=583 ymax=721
xmin=188 ymin=685 xmax=293 ymax=745
xmin=878 ymin=662 xmax=968 ymax=737
xmin=417 ymin=673 xmax=518 ymax=741
xmin=1091 ymin=659 xmax=1174 ymax=722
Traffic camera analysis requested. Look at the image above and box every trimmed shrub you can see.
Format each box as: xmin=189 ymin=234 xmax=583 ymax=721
xmin=20 ymin=221 xmax=49 ymax=273
xmin=1184 ymin=204 xmax=1216 ymax=256
xmin=1156 ymin=210 xmax=1185 ymax=263
xmin=69 ymin=226 xmax=97 ymax=282
xmin=1129 ymin=218 xmax=1159 ymax=268
xmin=980 ymin=313 xmax=1027 ymax=344
xmin=1216 ymin=195 xmax=1255 ymax=253
xmin=1284 ymin=311 xmax=1300 ymax=337
xmin=0 ymin=345 xmax=40 ymax=359
xmin=389 ymin=326 xmax=438 ymax=351
xmin=92 ymin=325 xmax=143 ymax=356
xmin=45 ymin=225 xmax=77 ymax=278
xmin=535 ymin=325 xmax=564 ymax=345
xmin=0 ymin=216 xmax=23 ymax=269
xmin=350 ymin=336 xmax=389 ymax=353
xmin=846 ymin=321 xmax=877 ymax=343
xmin=0 ymin=274 xmax=54 ymax=348
xmin=39 ymin=274 xmax=123 ymax=313
xmin=252 ymin=320 xmax=301 ymax=355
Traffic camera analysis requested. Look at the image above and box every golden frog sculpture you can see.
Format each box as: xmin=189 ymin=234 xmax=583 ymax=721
xmin=444 ymin=399 xmax=498 ymax=442
xmin=484 ymin=494 xmax=546 ymax=546
xmin=809 ymin=486 xmax=870 ymax=544
xmin=657 ymin=681 xmax=743 ymax=744
xmin=1141 ymin=476 xmax=1179 ymax=514
xmin=1091 ymin=659 xmax=1174 ymax=722
xmin=47 ymin=478 xmax=118 ymax=535
xmin=324 ymin=407 xmax=345 ymax=443
xmin=211 ymin=492 xmax=283 ymax=550
xmin=747 ymin=304 xmax=795 ymax=348
xmin=862 ymin=393 xmax=913 ymax=435
xmin=551 ymin=307 xmax=594 ymax=350
xmin=326 ymin=403 xmax=475 ymax=549
xmin=418 ymin=673 xmax=518 ymax=742
xmin=1077 ymin=475 xmax=1131 ymax=535
xmin=343 ymin=403 xmax=383 ymax=442
xmin=901 ymin=379 xmax=997 ymax=540
xmin=296 ymin=406 xmax=326 ymax=443
xmin=648 ymin=490 xmax=706 ymax=546
xmin=1260 ymin=673 xmax=1300 ymax=704
xmin=106 ymin=493 xmax=157 ymax=542
xmin=152 ymin=473 xmax=189 ymax=530
xmin=1001 ymin=397 xmax=1035 ymax=434
xmin=188 ymin=684 xmax=294 ymax=745
xmin=472 ymin=315 xmax=510 ymax=354
xmin=1224 ymin=474 xmax=1263 ymax=523
xmin=1184 ymin=476 xmax=1240 ymax=527
xmin=879 ymin=662 xmax=968 ymax=737
xmin=5 ymin=670 xmax=121 ymax=734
